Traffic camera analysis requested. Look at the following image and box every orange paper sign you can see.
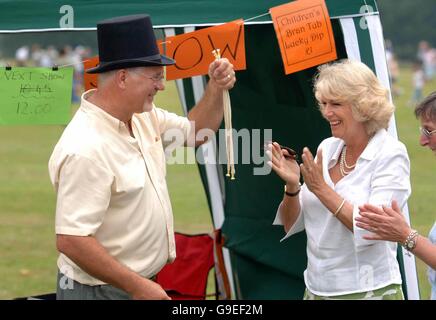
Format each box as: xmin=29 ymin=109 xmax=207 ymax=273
xmin=162 ymin=20 xmax=246 ymax=80
xmin=270 ymin=0 xmax=337 ymax=75
xmin=83 ymin=56 xmax=99 ymax=91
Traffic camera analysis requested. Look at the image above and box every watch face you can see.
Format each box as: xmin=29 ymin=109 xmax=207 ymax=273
xmin=407 ymin=241 xmax=414 ymax=249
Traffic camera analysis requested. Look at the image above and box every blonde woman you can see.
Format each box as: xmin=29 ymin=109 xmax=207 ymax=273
xmin=267 ymin=59 xmax=411 ymax=300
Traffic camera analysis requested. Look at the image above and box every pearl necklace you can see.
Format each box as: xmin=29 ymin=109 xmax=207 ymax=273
xmin=339 ymin=146 xmax=356 ymax=177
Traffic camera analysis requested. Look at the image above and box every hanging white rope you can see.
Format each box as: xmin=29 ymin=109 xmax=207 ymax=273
xmin=212 ymin=49 xmax=235 ymax=180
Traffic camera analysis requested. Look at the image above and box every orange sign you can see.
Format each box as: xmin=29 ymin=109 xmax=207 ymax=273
xmin=162 ymin=20 xmax=246 ymax=80
xmin=270 ymin=0 xmax=337 ymax=75
xmin=83 ymin=56 xmax=99 ymax=91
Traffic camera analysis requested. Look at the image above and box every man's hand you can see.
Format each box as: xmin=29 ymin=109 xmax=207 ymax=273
xmin=186 ymin=58 xmax=236 ymax=147
xmin=208 ymin=58 xmax=236 ymax=90
xmin=128 ymin=277 xmax=171 ymax=300
xmin=56 ymin=234 xmax=171 ymax=300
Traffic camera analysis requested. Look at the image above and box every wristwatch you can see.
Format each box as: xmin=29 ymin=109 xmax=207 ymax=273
xmin=402 ymin=229 xmax=418 ymax=251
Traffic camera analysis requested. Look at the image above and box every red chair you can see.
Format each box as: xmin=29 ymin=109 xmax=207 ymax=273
xmin=155 ymin=232 xmax=215 ymax=300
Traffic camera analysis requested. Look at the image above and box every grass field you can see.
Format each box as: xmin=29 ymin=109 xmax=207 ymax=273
xmin=0 ymin=65 xmax=434 ymax=300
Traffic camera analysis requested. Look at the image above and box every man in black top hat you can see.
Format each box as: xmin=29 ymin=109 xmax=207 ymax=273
xmin=50 ymin=14 xmax=236 ymax=300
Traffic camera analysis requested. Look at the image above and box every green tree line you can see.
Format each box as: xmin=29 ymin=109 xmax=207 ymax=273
xmin=378 ymin=0 xmax=436 ymax=61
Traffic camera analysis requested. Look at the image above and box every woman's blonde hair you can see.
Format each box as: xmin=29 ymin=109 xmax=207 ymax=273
xmin=314 ymin=59 xmax=394 ymax=136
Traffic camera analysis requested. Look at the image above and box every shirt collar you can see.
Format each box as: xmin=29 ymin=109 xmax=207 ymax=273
xmin=359 ymin=129 xmax=387 ymax=161
xmin=327 ymin=129 xmax=387 ymax=167
xmin=328 ymin=139 xmax=345 ymax=168
xmin=80 ymin=89 xmax=125 ymax=132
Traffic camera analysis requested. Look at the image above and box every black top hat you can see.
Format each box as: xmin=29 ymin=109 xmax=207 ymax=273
xmin=86 ymin=14 xmax=175 ymax=74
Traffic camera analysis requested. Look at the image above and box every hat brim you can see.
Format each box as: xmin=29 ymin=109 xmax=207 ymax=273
xmin=86 ymin=54 xmax=175 ymax=74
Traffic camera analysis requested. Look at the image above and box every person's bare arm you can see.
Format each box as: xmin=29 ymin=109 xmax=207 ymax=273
xmin=57 ymin=234 xmax=170 ymax=300
xmin=267 ymin=142 xmax=301 ymax=232
xmin=412 ymin=235 xmax=436 ymax=269
xmin=187 ymin=58 xmax=235 ymax=147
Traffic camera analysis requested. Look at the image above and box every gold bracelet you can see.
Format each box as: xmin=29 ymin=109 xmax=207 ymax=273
xmin=333 ymin=199 xmax=345 ymax=217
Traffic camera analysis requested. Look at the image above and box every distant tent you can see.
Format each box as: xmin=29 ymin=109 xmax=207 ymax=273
xmin=0 ymin=0 xmax=420 ymax=299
